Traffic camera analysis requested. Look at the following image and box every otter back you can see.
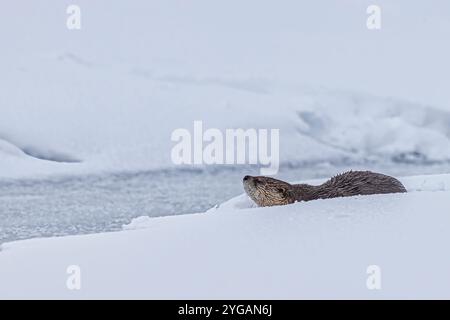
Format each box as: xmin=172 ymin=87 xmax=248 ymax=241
xmin=292 ymin=171 xmax=407 ymax=202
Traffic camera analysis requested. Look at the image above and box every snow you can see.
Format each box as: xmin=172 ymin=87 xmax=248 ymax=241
xmin=1 ymin=1 xmax=450 ymax=179
xmin=1 ymin=173 xmax=449 ymax=299
xmin=1 ymin=0 xmax=450 ymax=299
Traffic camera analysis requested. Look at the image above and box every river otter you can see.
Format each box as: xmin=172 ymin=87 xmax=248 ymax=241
xmin=243 ymin=171 xmax=407 ymax=207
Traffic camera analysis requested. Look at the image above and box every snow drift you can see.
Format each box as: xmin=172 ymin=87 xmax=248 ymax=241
xmin=1 ymin=1 xmax=450 ymax=179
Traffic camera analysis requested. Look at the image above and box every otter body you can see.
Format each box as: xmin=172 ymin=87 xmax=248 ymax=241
xmin=243 ymin=171 xmax=407 ymax=207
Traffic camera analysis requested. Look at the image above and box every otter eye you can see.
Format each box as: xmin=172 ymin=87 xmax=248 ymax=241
xmin=276 ymin=187 xmax=285 ymax=194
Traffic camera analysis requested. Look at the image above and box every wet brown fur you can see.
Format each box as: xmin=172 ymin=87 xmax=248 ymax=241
xmin=243 ymin=171 xmax=407 ymax=207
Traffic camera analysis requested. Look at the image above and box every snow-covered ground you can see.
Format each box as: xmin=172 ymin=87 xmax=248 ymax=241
xmin=1 ymin=173 xmax=449 ymax=299
xmin=1 ymin=1 xmax=450 ymax=179
xmin=1 ymin=1 xmax=450 ymax=299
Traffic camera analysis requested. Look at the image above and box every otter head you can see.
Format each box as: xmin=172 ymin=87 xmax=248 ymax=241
xmin=243 ymin=175 xmax=295 ymax=207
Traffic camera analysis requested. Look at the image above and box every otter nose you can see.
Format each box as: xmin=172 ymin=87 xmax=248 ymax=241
xmin=243 ymin=175 xmax=251 ymax=181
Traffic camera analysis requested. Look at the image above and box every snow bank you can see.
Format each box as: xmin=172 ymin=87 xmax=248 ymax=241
xmin=1 ymin=173 xmax=449 ymax=299
xmin=2 ymin=67 xmax=450 ymax=179
xmin=1 ymin=1 xmax=450 ymax=179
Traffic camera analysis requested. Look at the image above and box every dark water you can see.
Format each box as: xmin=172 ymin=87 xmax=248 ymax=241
xmin=1 ymin=163 xmax=449 ymax=244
